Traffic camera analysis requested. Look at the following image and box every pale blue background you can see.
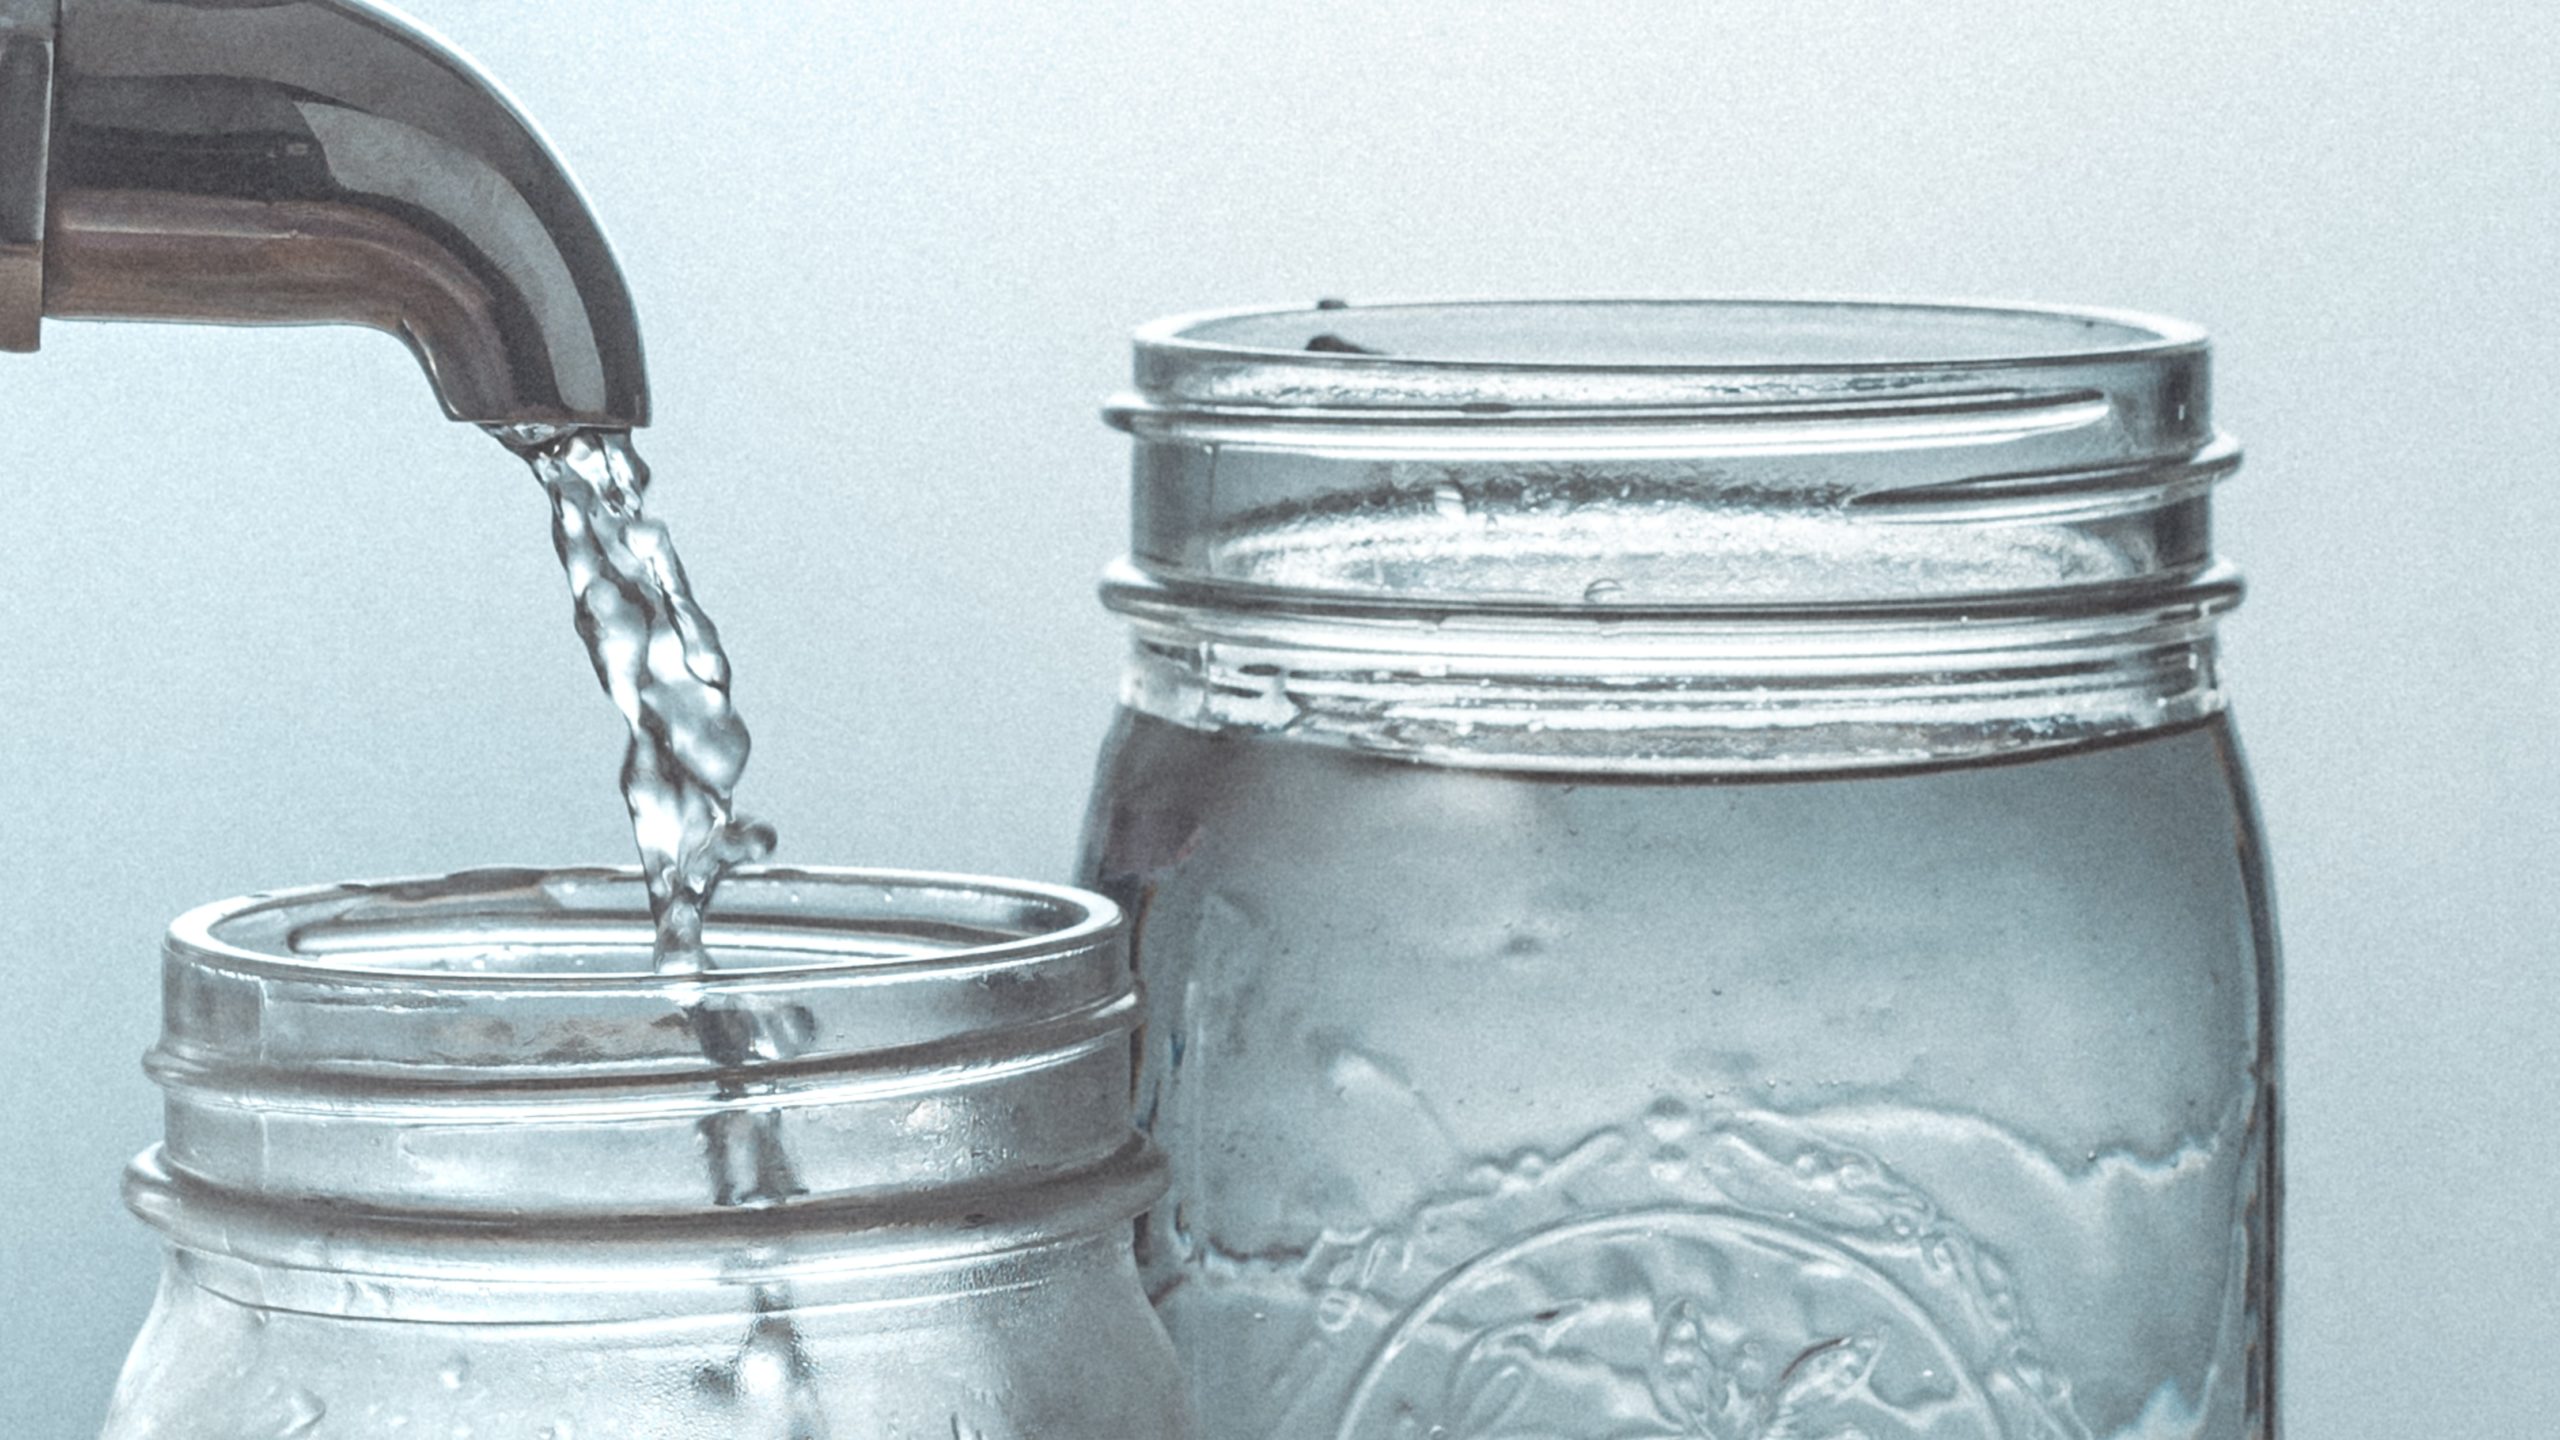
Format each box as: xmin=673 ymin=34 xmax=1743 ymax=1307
xmin=5 ymin=1 xmax=2553 ymax=1433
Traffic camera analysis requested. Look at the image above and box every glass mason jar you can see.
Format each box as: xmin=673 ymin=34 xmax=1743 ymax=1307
xmin=1079 ymin=300 xmax=2278 ymax=1440
xmin=100 ymin=866 xmax=1192 ymax=1439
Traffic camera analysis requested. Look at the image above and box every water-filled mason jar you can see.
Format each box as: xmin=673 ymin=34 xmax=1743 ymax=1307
xmin=101 ymin=867 xmax=1192 ymax=1439
xmin=1079 ymin=300 xmax=2278 ymax=1440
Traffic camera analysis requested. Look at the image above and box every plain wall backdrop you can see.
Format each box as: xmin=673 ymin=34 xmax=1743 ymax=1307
xmin=4 ymin=1 xmax=2552 ymax=1432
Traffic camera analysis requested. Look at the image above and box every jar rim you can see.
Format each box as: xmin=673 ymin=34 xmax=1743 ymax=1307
xmin=165 ymin=863 xmax=1119 ymax=989
xmin=1122 ymin=297 xmax=2206 ymax=418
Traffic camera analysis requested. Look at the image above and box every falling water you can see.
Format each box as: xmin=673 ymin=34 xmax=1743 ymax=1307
xmin=498 ymin=424 xmax=775 ymax=973
xmin=498 ymin=424 xmax=825 ymax=1434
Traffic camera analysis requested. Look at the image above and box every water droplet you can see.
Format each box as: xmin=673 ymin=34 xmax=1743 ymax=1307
xmin=1314 ymin=1288 xmax=1360 ymax=1331
xmin=1429 ymin=482 xmax=1467 ymax=518
xmin=1359 ymin=1236 xmax=1404 ymax=1286
xmin=276 ymin=1389 xmax=325 ymax=1437
xmin=438 ymin=1355 xmax=470 ymax=1389
xmin=1582 ymin=577 xmax=1626 ymax=602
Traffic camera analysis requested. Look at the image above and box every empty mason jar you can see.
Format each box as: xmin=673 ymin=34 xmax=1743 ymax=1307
xmin=1080 ymin=301 xmax=2278 ymax=1440
xmin=101 ymin=867 xmax=1192 ymax=1439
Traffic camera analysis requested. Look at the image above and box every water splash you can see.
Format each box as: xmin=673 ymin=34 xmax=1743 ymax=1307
xmin=497 ymin=425 xmax=775 ymax=972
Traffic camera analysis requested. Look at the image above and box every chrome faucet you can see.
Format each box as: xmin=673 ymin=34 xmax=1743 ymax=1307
xmin=0 ymin=0 xmax=645 ymax=429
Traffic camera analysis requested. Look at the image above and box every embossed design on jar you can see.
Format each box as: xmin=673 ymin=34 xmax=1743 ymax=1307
xmin=1334 ymin=1209 xmax=2002 ymax=1440
xmin=1161 ymin=1104 xmax=2093 ymax=1440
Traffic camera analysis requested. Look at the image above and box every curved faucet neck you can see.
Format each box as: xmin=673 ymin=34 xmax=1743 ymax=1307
xmin=0 ymin=0 xmax=647 ymax=429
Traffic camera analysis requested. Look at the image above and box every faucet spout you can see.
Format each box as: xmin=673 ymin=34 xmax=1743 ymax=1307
xmin=0 ymin=0 xmax=647 ymax=428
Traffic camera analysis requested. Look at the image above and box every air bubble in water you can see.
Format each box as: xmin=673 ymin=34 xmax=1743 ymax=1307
xmin=1429 ymin=482 xmax=1467 ymax=519
xmin=1583 ymin=577 xmax=1627 ymax=602
xmin=1641 ymin=1096 xmax=1695 ymax=1141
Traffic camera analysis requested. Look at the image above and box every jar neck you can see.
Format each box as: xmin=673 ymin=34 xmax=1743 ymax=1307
xmin=1104 ymin=299 xmax=2244 ymax=772
xmin=134 ymin=869 xmax=1159 ymax=1292
xmin=145 ymin=982 xmax=1141 ymax=1212
xmin=1106 ymin=564 xmax=2235 ymax=773
xmin=135 ymin=1145 xmax=1160 ymax=1323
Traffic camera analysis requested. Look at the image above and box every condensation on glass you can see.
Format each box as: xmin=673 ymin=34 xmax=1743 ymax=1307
xmin=101 ymin=867 xmax=1192 ymax=1439
xmin=1079 ymin=300 xmax=2279 ymax=1440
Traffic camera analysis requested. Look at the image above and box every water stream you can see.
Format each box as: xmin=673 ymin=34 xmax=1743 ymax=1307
xmin=499 ymin=424 xmax=775 ymax=974
xmin=499 ymin=424 xmax=824 ymax=1435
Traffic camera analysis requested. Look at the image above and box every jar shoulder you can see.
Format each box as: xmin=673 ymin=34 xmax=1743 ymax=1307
xmin=102 ymin=1255 xmax=1191 ymax=1440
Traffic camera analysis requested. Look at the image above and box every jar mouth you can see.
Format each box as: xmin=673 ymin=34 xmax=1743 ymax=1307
xmin=1117 ymin=297 xmax=2208 ymax=421
xmin=155 ymin=865 xmax=1130 ymax=1079
xmin=142 ymin=867 xmax=1148 ymax=1231
xmin=1107 ymin=295 xmax=2230 ymax=621
xmin=171 ymin=864 xmax=1116 ymax=986
xmin=1144 ymin=297 xmax=2198 ymax=378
